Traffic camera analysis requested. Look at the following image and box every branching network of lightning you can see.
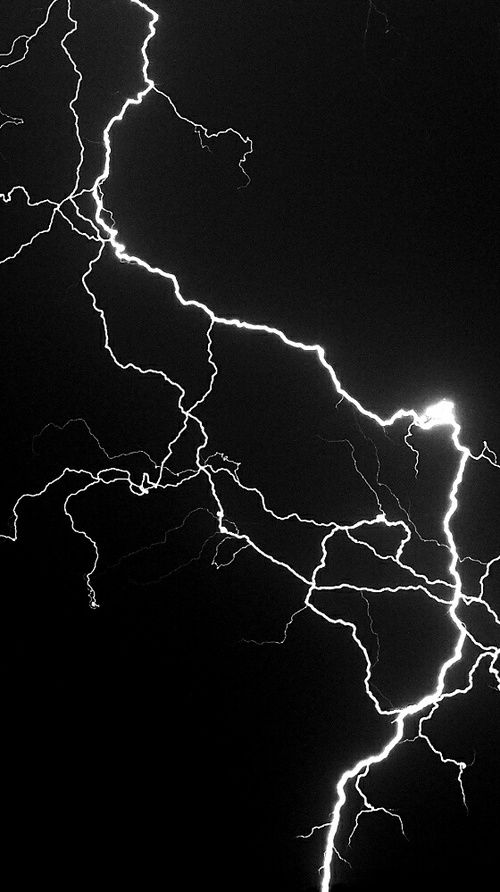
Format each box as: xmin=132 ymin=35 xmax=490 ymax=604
xmin=1 ymin=2 xmax=499 ymax=889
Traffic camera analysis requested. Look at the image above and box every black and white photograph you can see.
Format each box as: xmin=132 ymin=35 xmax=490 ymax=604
xmin=2 ymin=2 xmax=499 ymax=889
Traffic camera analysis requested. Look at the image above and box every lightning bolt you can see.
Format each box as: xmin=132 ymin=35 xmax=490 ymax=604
xmin=1 ymin=2 xmax=499 ymax=889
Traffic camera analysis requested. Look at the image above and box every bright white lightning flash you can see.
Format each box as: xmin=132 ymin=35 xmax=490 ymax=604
xmin=1 ymin=2 xmax=499 ymax=889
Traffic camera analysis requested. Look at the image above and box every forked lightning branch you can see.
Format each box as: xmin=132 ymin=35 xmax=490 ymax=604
xmin=1 ymin=2 xmax=499 ymax=889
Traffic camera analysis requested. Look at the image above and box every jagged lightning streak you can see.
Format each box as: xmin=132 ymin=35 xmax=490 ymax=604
xmin=1 ymin=2 xmax=499 ymax=889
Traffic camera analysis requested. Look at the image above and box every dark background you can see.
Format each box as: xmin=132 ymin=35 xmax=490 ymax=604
xmin=2 ymin=1 xmax=500 ymax=889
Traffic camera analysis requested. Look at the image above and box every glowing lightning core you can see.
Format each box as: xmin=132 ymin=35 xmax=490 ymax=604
xmin=1 ymin=2 xmax=499 ymax=889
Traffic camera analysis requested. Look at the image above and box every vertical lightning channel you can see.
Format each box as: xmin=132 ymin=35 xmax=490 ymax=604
xmin=319 ymin=404 xmax=471 ymax=890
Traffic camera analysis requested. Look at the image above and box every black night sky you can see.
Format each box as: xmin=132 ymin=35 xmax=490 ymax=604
xmin=2 ymin=2 xmax=500 ymax=890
